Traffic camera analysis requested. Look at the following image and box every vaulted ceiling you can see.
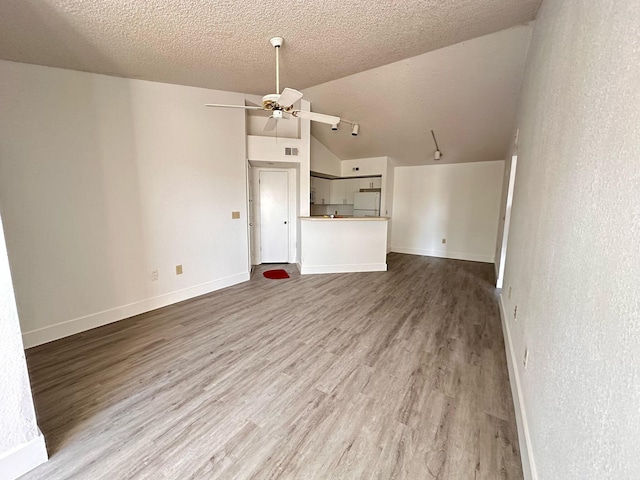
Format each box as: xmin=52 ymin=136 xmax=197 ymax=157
xmin=0 ymin=0 xmax=542 ymax=165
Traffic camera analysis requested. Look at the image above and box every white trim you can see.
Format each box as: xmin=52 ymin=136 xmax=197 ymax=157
xmin=498 ymin=294 xmax=538 ymax=480
xmin=496 ymin=155 xmax=518 ymax=288
xmin=300 ymin=263 xmax=387 ymax=275
xmin=390 ymin=246 xmax=495 ymax=264
xmin=22 ymin=272 xmax=250 ymax=348
xmin=0 ymin=429 xmax=47 ymax=480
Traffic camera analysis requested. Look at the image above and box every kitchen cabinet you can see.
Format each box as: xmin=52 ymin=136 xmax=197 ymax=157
xmin=328 ymin=176 xmax=383 ymax=204
xmin=343 ymin=178 xmax=361 ymax=204
xmin=331 ymin=178 xmax=360 ymax=204
xmin=330 ymin=179 xmax=347 ymax=204
xmin=359 ymin=177 xmax=382 ymax=189
xmin=315 ymin=177 xmax=331 ymax=205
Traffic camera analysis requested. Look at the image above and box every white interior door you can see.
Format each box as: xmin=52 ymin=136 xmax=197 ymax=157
xmin=259 ymin=170 xmax=290 ymax=263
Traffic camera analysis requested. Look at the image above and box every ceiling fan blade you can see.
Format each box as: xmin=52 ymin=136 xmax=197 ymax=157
xmin=205 ymin=104 xmax=264 ymax=110
xmin=292 ymin=110 xmax=340 ymax=125
xmin=263 ymin=117 xmax=278 ymax=132
xmin=277 ymin=88 xmax=303 ymax=108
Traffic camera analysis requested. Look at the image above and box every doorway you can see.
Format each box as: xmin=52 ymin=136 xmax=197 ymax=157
xmin=496 ymin=154 xmax=518 ymax=288
xmin=259 ymin=170 xmax=290 ymax=263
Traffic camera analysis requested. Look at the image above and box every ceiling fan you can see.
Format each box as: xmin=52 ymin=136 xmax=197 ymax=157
xmin=206 ymin=37 xmax=358 ymax=135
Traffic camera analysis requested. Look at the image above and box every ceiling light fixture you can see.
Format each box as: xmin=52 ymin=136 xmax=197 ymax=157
xmin=431 ymin=130 xmax=443 ymax=160
xmin=336 ymin=118 xmax=359 ymax=136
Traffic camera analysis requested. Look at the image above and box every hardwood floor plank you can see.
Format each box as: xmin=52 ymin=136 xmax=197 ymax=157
xmin=21 ymin=253 xmax=522 ymax=479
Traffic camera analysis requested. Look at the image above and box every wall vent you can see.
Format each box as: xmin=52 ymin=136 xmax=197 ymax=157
xmin=285 ymin=147 xmax=299 ymax=156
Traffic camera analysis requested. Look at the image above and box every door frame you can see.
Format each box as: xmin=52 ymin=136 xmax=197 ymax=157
xmin=496 ymin=154 xmax=518 ymax=289
xmin=250 ymin=166 xmax=297 ymax=265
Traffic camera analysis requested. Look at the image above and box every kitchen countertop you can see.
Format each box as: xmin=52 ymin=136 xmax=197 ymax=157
xmin=300 ymin=216 xmax=389 ymax=221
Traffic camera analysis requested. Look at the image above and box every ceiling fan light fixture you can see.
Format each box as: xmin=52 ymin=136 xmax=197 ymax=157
xmin=206 ymin=36 xmax=352 ymax=132
xmin=431 ymin=130 xmax=443 ymax=160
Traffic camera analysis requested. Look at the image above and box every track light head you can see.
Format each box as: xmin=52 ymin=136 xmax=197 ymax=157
xmin=331 ymin=122 xmax=340 ymax=131
xmin=351 ymin=124 xmax=360 ymax=136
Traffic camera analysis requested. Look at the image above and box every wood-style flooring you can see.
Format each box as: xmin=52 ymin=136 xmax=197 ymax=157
xmin=22 ymin=253 xmax=522 ymax=479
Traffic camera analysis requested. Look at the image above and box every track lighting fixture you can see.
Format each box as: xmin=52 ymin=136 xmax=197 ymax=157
xmin=335 ymin=118 xmax=359 ymax=136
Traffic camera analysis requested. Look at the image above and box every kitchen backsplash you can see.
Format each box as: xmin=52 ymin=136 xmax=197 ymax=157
xmin=310 ymin=204 xmax=354 ymax=216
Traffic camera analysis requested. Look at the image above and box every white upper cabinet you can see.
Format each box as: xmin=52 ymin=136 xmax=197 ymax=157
xmin=330 ymin=179 xmax=347 ymax=204
xmin=344 ymin=178 xmax=361 ymax=204
xmin=315 ymin=177 xmax=331 ymax=205
xmin=358 ymin=177 xmax=382 ymax=189
xmin=316 ymin=175 xmax=383 ymax=205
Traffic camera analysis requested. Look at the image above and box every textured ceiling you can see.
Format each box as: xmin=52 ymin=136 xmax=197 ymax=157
xmin=0 ymin=0 xmax=541 ymax=95
xmin=305 ymin=25 xmax=533 ymax=166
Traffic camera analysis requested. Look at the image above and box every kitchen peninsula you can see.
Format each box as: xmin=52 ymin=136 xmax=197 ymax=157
xmin=299 ymin=216 xmax=389 ymax=274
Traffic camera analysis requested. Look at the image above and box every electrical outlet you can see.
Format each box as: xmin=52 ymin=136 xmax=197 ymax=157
xmin=151 ymin=270 xmax=158 ymax=281
xmin=508 ymin=286 xmax=512 ymax=299
xmin=176 ymin=265 xmax=183 ymax=275
xmin=231 ymin=211 xmax=240 ymax=219
xmin=523 ymin=347 xmax=529 ymax=368
xmin=441 ymin=238 xmax=446 ymax=244
xmin=514 ymin=305 xmax=518 ymax=320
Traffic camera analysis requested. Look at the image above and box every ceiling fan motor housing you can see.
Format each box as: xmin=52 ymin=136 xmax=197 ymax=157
xmin=262 ymin=93 xmax=281 ymax=110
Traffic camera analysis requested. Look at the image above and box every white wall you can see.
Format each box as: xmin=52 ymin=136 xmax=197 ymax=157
xmin=340 ymin=157 xmax=387 ymax=177
xmin=500 ymin=2 xmax=640 ymax=479
xmin=0 ymin=60 xmax=250 ymax=347
xmin=391 ymin=160 xmax=504 ymax=263
xmin=0 ymin=213 xmax=47 ymax=478
xmin=310 ymin=136 xmax=341 ymax=177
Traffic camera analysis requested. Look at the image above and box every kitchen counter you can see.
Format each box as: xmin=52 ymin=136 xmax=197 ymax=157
xmin=302 ymin=216 xmax=389 ymax=221
xmin=298 ymin=216 xmax=388 ymax=274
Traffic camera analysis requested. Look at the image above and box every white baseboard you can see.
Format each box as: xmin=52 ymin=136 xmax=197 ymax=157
xmin=300 ymin=263 xmax=387 ymax=275
xmin=0 ymin=429 xmax=47 ymax=480
xmin=498 ymin=294 xmax=538 ymax=480
xmin=390 ymin=246 xmax=494 ymax=264
xmin=22 ymin=272 xmax=250 ymax=348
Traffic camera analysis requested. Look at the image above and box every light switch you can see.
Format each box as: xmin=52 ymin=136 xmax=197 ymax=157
xmin=232 ymin=211 xmax=240 ymax=219
xmin=176 ymin=265 xmax=183 ymax=275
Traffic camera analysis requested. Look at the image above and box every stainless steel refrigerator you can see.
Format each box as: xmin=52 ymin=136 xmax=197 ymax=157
xmin=353 ymin=192 xmax=380 ymax=217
